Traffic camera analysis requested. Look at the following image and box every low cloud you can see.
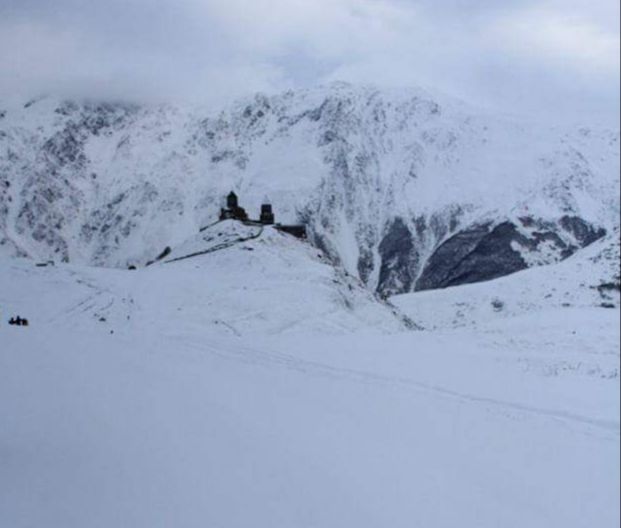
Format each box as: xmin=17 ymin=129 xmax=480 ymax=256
xmin=0 ymin=0 xmax=618 ymax=122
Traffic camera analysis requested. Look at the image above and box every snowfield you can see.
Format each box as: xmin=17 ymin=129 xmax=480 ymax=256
xmin=1 ymin=221 xmax=619 ymax=528
xmin=1 ymin=80 xmax=619 ymax=527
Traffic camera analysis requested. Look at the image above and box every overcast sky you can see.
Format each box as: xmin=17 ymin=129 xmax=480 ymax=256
xmin=1 ymin=0 xmax=619 ymax=123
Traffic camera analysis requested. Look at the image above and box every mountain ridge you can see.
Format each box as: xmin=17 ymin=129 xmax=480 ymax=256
xmin=1 ymin=83 xmax=618 ymax=295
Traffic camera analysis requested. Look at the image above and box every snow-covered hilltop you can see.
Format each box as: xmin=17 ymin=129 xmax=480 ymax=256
xmin=0 ymin=219 xmax=410 ymax=336
xmin=1 ymin=83 xmax=619 ymax=295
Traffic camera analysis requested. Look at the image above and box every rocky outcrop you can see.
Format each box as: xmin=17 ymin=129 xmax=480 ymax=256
xmin=378 ymin=217 xmax=417 ymax=295
xmin=415 ymin=216 xmax=607 ymax=291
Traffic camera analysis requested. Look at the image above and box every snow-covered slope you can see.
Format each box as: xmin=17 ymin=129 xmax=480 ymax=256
xmin=1 ymin=83 xmax=618 ymax=295
xmin=1 ymin=152 xmax=618 ymax=527
xmin=0 ymin=219 xmax=408 ymax=336
xmin=393 ymin=227 xmax=620 ymax=330
xmin=1 ymin=252 xmax=618 ymax=528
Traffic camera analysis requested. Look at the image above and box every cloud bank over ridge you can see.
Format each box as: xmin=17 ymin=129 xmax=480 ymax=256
xmin=1 ymin=0 xmax=619 ymax=122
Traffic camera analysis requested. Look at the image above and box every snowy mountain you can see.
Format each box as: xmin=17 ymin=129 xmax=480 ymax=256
xmin=393 ymin=226 xmax=620 ymax=330
xmin=1 ymin=83 xmax=619 ymax=296
xmin=1 ymin=83 xmax=619 ymax=528
xmin=1 ymin=213 xmax=618 ymax=528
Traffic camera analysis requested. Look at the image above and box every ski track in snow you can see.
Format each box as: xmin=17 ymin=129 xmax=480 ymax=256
xmin=175 ymin=336 xmax=619 ymax=437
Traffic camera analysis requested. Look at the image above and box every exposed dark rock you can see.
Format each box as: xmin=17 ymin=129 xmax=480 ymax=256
xmin=378 ymin=217 xmax=417 ymax=296
xmin=560 ymin=215 xmax=606 ymax=245
xmin=43 ymin=124 xmax=87 ymax=167
xmin=597 ymin=281 xmax=621 ymax=293
xmin=415 ymin=221 xmax=503 ymax=291
xmin=357 ymin=247 xmax=375 ymax=285
xmin=416 ymin=217 xmax=607 ymax=291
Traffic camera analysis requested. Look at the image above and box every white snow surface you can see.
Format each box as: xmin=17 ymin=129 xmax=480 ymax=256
xmin=0 ymin=220 xmax=407 ymax=337
xmin=1 ymin=83 xmax=619 ymax=526
xmin=1 ymin=223 xmax=619 ymax=527
xmin=1 ymin=83 xmax=619 ymax=293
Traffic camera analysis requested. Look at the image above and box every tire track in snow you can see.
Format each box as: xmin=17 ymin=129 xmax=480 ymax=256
xmin=179 ymin=337 xmax=620 ymax=435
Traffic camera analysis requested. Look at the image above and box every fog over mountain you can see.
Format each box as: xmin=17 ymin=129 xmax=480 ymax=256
xmin=1 ymin=0 xmax=619 ymax=123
